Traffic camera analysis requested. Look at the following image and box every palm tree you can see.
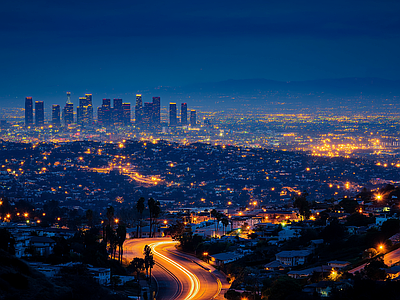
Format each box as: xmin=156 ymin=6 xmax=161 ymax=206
xmin=143 ymin=245 xmax=155 ymax=283
xmin=211 ymin=209 xmax=218 ymax=237
xmin=221 ymin=217 xmax=229 ymax=236
xmin=216 ymin=212 xmax=223 ymax=237
xmin=116 ymin=224 xmax=126 ymax=263
xmin=148 ymin=198 xmax=161 ymax=237
xmin=106 ymin=206 xmax=115 ymax=226
xmin=136 ymin=197 xmax=145 ymax=238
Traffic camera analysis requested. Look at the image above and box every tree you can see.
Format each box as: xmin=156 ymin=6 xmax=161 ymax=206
xmin=128 ymin=257 xmax=145 ymax=281
xmin=148 ymin=198 xmax=161 ymax=238
xmin=380 ymin=218 xmax=400 ymax=239
xmin=106 ymin=206 xmax=115 ymax=226
xmin=262 ymin=276 xmax=302 ymax=300
xmin=364 ymin=258 xmax=387 ymax=280
xmin=143 ymin=245 xmax=155 ymax=283
xmin=221 ymin=218 xmax=229 ymax=236
xmin=339 ymin=199 xmax=359 ymax=214
xmin=170 ymin=221 xmax=186 ymax=241
xmin=116 ymin=224 xmax=126 ymax=263
xmin=136 ymin=197 xmax=145 ymax=238
xmin=293 ymin=191 xmax=311 ymax=220
xmin=320 ymin=218 xmax=346 ymax=242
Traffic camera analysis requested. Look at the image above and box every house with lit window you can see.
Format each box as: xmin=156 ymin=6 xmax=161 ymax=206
xmin=275 ymin=250 xmax=312 ymax=266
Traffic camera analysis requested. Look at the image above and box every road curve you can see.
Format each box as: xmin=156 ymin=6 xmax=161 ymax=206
xmin=124 ymin=238 xmax=221 ymax=300
xmin=349 ymin=247 xmax=400 ymax=274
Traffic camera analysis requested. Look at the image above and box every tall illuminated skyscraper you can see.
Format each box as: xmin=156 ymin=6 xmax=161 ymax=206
xmin=77 ymin=94 xmax=93 ymax=125
xmin=98 ymin=99 xmax=111 ymax=126
xmin=63 ymin=92 xmax=74 ymax=126
xmin=52 ymin=105 xmax=61 ymax=126
xmin=25 ymin=97 xmax=33 ymax=127
xmin=113 ymin=98 xmax=123 ymax=125
xmin=35 ymin=101 xmax=44 ymax=126
xmin=169 ymin=103 xmax=177 ymax=126
xmin=190 ymin=110 xmax=196 ymax=126
xmin=135 ymin=94 xmax=143 ymax=125
xmin=181 ymin=103 xmax=188 ymax=125
xmin=122 ymin=103 xmax=131 ymax=126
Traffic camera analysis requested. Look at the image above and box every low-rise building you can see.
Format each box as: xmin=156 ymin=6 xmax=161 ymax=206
xmin=275 ymin=250 xmax=312 ymax=267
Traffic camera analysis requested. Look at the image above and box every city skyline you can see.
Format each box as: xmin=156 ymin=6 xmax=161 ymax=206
xmin=23 ymin=93 xmax=197 ymax=127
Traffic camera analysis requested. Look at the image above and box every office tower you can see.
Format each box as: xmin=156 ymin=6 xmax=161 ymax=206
xmin=98 ymin=98 xmax=111 ymax=126
xmin=52 ymin=105 xmax=60 ymax=126
xmin=190 ymin=110 xmax=196 ymax=126
xmin=63 ymin=92 xmax=74 ymax=126
xmin=25 ymin=97 xmax=34 ymax=127
xmin=113 ymin=98 xmax=123 ymax=125
xmin=181 ymin=103 xmax=188 ymax=125
xmin=143 ymin=102 xmax=153 ymax=126
xmin=77 ymin=94 xmax=93 ymax=125
xmin=122 ymin=103 xmax=131 ymax=126
xmin=63 ymin=103 xmax=74 ymax=125
xmin=85 ymin=94 xmax=93 ymax=124
xmin=169 ymin=103 xmax=177 ymax=126
xmin=35 ymin=101 xmax=44 ymax=126
xmin=152 ymin=97 xmax=161 ymax=125
xmin=135 ymin=94 xmax=143 ymax=124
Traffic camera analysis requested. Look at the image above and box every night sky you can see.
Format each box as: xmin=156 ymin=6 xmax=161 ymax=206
xmin=1 ymin=0 xmax=400 ymax=107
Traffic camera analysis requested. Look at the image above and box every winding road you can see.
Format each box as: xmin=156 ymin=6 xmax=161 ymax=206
xmin=124 ymin=238 xmax=228 ymax=300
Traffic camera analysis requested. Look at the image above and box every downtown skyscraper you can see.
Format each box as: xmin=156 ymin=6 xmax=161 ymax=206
xmin=35 ymin=101 xmax=44 ymax=126
xmin=52 ymin=104 xmax=60 ymax=126
xmin=113 ymin=98 xmax=123 ymax=126
xmin=122 ymin=103 xmax=131 ymax=126
xmin=63 ymin=92 xmax=74 ymax=126
xmin=135 ymin=94 xmax=143 ymax=125
xmin=135 ymin=95 xmax=160 ymax=128
xmin=25 ymin=97 xmax=33 ymax=127
xmin=97 ymin=98 xmax=111 ymax=126
xmin=181 ymin=103 xmax=188 ymax=125
xmin=190 ymin=110 xmax=196 ymax=126
xmin=77 ymin=94 xmax=93 ymax=125
xmin=169 ymin=103 xmax=177 ymax=126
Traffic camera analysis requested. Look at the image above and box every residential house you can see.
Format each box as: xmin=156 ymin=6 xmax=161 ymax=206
xmin=275 ymin=250 xmax=312 ymax=267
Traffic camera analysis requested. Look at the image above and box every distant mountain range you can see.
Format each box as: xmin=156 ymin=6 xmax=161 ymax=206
xmin=186 ymin=77 xmax=400 ymax=95
xmin=144 ymin=77 xmax=400 ymax=110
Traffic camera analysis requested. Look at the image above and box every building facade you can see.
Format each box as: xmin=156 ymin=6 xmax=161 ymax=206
xmin=25 ymin=97 xmax=34 ymax=127
xmin=35 ymin=101 xmax=44 ymax=126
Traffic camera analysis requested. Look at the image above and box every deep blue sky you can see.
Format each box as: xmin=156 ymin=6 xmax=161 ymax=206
xmin=1 ymin=0 xmax=400 ymax=107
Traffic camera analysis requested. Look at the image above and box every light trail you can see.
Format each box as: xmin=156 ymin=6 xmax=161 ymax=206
xmin=150 ymin=241 xmax=201 ymax=300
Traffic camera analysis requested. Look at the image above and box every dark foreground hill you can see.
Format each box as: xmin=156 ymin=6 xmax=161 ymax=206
xmin=0 ymin=250 xmax=124 ymax=300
